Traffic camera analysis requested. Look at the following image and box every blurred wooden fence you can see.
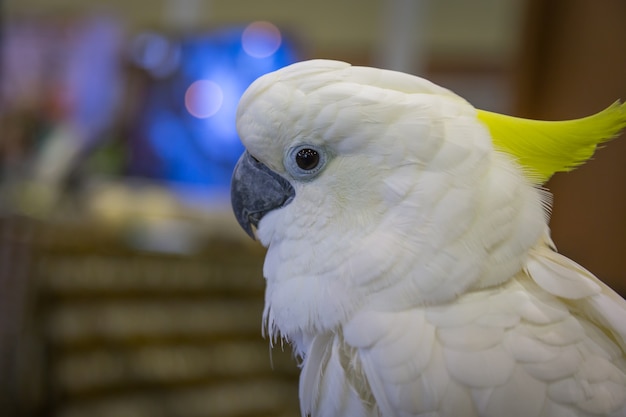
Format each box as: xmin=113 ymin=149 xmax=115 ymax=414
xmin=0 ymin=217 xmax=300 ymax=417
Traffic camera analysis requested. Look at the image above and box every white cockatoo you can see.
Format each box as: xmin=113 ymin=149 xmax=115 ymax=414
xmin=230 ymin=60 xmax=626 ymax=417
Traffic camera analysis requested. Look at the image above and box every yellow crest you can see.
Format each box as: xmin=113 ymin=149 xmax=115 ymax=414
xmin=477 ymin=101 xmax=626 ymax=184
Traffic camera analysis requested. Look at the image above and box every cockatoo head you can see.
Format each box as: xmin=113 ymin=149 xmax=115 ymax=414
xmin=231 ymin=59 xmax=626 ymax=338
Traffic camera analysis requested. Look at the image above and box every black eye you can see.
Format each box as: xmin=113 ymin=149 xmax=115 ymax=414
xmin=284 ymin=144 xmax=328 ymax=180
xmin=295 ymin=148 xmax=320 ymax=171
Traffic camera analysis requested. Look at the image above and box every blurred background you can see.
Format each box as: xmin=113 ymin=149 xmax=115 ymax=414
xmin=0 ymin=0 xmax=624 ymax=416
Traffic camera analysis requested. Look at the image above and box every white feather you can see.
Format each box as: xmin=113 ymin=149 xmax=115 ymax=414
xmin=299 ymin=334 xmax=329 ymax=416
xmin=522 ymin=346 xmax=583 ymax=381
xmin=437 ymin=324 xmax=504 ymax=351
xmin=481 ymin=365 xmax=548 ymax=417
xmin=526 ymin=249 xmax=601 ymax=299
xmin=443 ymin=344 xmax=515 ymax=388
xmin=585 ymin=291 xmax=626 ymax=350
xmin=502 ymin=329 xmax=561 ymax=362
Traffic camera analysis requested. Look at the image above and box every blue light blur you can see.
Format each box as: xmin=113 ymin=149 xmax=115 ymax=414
xmin=130 ymin=23 xmax=298 ymax=188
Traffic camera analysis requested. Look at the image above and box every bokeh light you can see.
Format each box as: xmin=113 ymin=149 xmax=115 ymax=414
xmin=241 ymin=21 xmax=282 ymax=58
xmin=130 ymin=32 xmax=181 ymax=78
xmin=184 ymin=80 xmax=224 ymax=118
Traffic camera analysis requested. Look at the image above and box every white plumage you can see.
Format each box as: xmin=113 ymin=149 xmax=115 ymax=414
xmin=232 ymin=59 xmax=626 ymax=417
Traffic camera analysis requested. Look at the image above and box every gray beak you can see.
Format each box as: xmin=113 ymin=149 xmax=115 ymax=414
xmin=231 ymin=151 xmax=295 ymax=239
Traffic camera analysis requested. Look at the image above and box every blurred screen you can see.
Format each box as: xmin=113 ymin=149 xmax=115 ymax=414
xmin=128 ymin=22 xmax=299 ymax=187
xmin=0 ymin=16 xmax=299 ymax=192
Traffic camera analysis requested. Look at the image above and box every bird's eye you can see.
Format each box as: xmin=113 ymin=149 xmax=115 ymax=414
xmin=284 ymin=144 xmax=328 ymax=180
xmin=295 ymin=148 xmax=320 ymax=170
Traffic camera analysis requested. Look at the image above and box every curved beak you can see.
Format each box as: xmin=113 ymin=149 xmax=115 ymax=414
xmin=230 ymin=151 xmax=295 ymax=239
